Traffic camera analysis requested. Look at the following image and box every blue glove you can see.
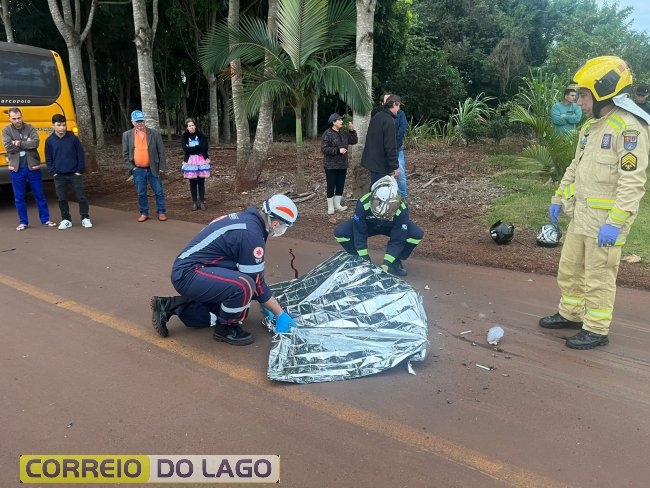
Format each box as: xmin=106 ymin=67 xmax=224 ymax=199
xmin=597 ymin=224 xmax=620 ymax=247
xmin=275 ymin=311 xmax=297 ymax=333
xmin=549 ymin=204 xmax=562 ymax=224
xmin=261 ymin=307 xmax=275 ymax=321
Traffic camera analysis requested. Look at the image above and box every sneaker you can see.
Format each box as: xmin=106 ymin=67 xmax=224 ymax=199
xmin=213 ymin=323 xmax=254 ymax=346
xmin=58 ymin=219 xmax=72 ymax=230
xmin=566 ymin=329 xmax=609 ymax=350
xmin=81 ymin=218 xmax=93 ymax=228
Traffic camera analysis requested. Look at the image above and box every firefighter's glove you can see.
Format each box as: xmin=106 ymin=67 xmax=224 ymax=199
xmin=549 ymin=204 xmax=562 ymax=225
xmin=597 ymin=224 xmax=620 ymax=248
xmin=276 ymin=311 xmax=297 ymax=333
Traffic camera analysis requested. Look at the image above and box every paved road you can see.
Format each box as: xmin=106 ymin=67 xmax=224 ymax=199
xmin=1 ymin=200 xmax=649 ymax=487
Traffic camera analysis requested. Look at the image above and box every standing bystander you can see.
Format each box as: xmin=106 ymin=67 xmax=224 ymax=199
xmin=2 ymin=107 xmax=56 ymax=231
xmin=382 ymin=93 xmax=408 ymax=198
xmin=320 ymin=113 xmax=358 ymax=215
xmin=361 ymin=95 xmax=400 ymax=188
xmin=181 ymin=118 xmax=211 ymax=211
xmin=122 ymin=110 xmax=167 ymax=222
xmin=45 ymin=114 xmax=92 ymax=229
xmin=551 ymin=87 xmax=583 ymax=133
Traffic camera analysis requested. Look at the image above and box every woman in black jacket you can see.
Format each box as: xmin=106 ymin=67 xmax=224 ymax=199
xmin=181 ymin=118 xmax=211 ymax=210
xmin=320 ymin=113 xmax=358 ymax=215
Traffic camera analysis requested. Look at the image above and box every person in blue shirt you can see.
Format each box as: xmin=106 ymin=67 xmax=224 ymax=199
xmin=551 ymin=88 xmax=582 ymax=132
xmin=150 ymin=194 xmax=299 ymax=346
xmin=383 ymin=93 xmax=408 ymax=198
xmin=334 ymin=176 xmax=423 ymax=277
xmin=45 ymin=114 xmax=92 ymax=229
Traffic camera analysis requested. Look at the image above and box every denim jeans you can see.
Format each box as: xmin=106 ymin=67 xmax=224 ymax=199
xmin=54 ymin=173 xmax=89 ymax=221
xmin=133 ymin=167 xmax=166 ymax=216
xmin=396 ymin=147 xmax=407 ymax=198
xmin=10 ymin=167 xmax=50 ymax=225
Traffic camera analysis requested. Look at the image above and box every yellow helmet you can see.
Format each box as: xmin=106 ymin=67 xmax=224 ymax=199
xmin=571 ymin=56 xmax=633 ymax=102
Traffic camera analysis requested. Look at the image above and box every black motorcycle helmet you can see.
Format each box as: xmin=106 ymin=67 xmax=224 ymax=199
xmin=536 ymin=223 xmax=562 ymax=248
xmin=490 ymin=220 xmax=515 ymax=244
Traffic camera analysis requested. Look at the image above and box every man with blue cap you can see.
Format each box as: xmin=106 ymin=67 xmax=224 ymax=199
xmin=122 ymin=110 xmax=168 ymax=222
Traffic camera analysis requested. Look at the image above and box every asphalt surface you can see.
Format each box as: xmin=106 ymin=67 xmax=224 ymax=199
xmin=1 ymin=198 xmax=650 ymax=488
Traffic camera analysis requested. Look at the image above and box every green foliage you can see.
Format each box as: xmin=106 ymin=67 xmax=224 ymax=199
xmin=382 ymin=35 xmax=466 ymax=123
xmin=449 ymin=92 xmax=495 ymax=145
xmin=486 ymin=108 xmax=510 ymax=146
xmin=508 ymin=68 xmax=577 ymax=182
xmin=403 ymin=119 xmax=448 ymax=148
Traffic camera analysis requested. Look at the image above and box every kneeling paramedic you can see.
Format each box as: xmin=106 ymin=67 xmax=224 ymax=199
xmin=150 ymin=194 xmax=299 ymax=346
xmin=334 ymin=175 xmax=423 ymax=276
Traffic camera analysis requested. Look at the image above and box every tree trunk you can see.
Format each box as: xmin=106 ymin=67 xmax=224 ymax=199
xmin=294 ymin=108 xmax=306 ymax=194
xmin=207 ymin=72 xmax=220 ymax=145
xmin=85 ymin=32 xmax=104 ymax=148
xmin=46 ymin=0 xmax=98 ymax=171
xmin=307 ymin=95 xmax=318 ymax=139
xmin=352 ymin=0 xmax=377 ymax=197
xmin=1 ymin=0 xmax=13 ymax=43
xmin=229 ymin=0 xmax=252 ymax=192
xmin=219 ymin=81 xmax=231 ymax=143
xmin=132 ymin=0 xmax=160 ymax=130
xmin=245 ymin=0 xmax=278 ymax=190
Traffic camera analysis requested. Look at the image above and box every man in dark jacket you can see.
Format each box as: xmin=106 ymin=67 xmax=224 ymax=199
xmin=361 ymin=95 xmax=401 ymax=188
xmin=45 ymin=114 xmax=91 ymax=229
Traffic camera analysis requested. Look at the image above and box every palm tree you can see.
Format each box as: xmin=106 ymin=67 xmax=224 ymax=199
xmin=509 ymin=69 xmax=579 ymax=183
xmin=200 ymin=0 xmax=372 ymax=193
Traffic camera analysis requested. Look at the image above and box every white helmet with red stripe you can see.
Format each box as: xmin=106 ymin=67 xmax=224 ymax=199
xmin=263 ymin=194 xmax=298 ymax=237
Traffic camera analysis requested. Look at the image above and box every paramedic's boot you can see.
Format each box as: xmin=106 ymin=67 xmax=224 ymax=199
xmin=151 ymin=296 xmax=188 ymax=337
xmin=566 ymin=329 xmax=609 ymax=350
xmin=213 ymin=322 xmax=254 ymax=346
xmin=539 ymin=313 xmax=582 ymax=330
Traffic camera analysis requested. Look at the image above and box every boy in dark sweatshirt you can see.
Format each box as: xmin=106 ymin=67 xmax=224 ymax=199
xmin=45 ymin=114 xmax=92 ymax=229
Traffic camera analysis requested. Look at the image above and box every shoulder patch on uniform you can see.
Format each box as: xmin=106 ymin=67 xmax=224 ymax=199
xmin=620 ymin=152 xmax=638 ymax=171
xmin=401 ymin=224 xmax=407 ymax=230
xmin=622 ymin=130 xmax=639 ymax=151
xmin=601 ymin=133 xmax=612 ymax=149
xmin=253 ymin=246 xmax=264 ymax=259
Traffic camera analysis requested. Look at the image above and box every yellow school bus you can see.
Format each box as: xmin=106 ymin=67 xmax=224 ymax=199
xmin=0 ymin=41 xmax=78 ymax=186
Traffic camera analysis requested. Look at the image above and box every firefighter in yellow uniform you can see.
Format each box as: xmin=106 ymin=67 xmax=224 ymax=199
xmin=539 ymin=56 xmax=649 ymax=349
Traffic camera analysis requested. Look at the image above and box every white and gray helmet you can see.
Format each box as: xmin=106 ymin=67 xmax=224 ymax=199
xmin=536 ymin=223 xmax=562 ymax=247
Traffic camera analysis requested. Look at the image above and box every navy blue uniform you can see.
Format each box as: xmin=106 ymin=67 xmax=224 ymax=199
xmin=170 ymin=207 xmax=273 ymax=327
xmin=334 ymin=193 xmax=423 ymax=268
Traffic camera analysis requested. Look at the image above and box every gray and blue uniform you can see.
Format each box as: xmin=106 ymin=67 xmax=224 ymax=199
xmin=170 ymin=207 xmax=272 ymax=327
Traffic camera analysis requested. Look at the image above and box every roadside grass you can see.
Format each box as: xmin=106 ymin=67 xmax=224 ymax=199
xmin=480 ymin=155 xmax=650 ymax=262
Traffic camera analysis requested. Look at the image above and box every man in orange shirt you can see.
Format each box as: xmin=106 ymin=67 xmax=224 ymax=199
xmin=122 ymin=110 xmax=167 ymax=222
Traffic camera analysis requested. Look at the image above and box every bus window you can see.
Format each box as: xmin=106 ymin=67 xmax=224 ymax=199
xmin=0 ymin=42 xmax=78 ymax=187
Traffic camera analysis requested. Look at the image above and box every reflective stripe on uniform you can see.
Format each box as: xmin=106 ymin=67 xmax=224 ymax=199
xmin=560 ymin=295 xmax=585 ymax=306
xmin=178 ymin=223 xmax=247 ymax=260
xmin=586 ymin=198 xmax=614 ymax=210
xmin=406 ymin=237 xmax=422 ymax=245
xmin=221 ymin=302 xmax=251 ymax=314
xmin=586 ymin=307 xmax=613 ymax=321
xmin=606 ymin=114 xmax=626 ymax=133
xmin=238 ymin=262 xmax=264 ymax=273
xmin=555 ymin=183 xmax=575 ymax=199
xmin=608 ymin=207 xmax=631 ymax=223
xmin=335 ymin=236 xmax=351 ymax=243
xmin=357 ymin=249 xmax=369 ymax=256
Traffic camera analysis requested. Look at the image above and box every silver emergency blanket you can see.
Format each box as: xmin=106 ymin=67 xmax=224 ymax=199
xmin=266 ymin=252 xmax=429 ymax=383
